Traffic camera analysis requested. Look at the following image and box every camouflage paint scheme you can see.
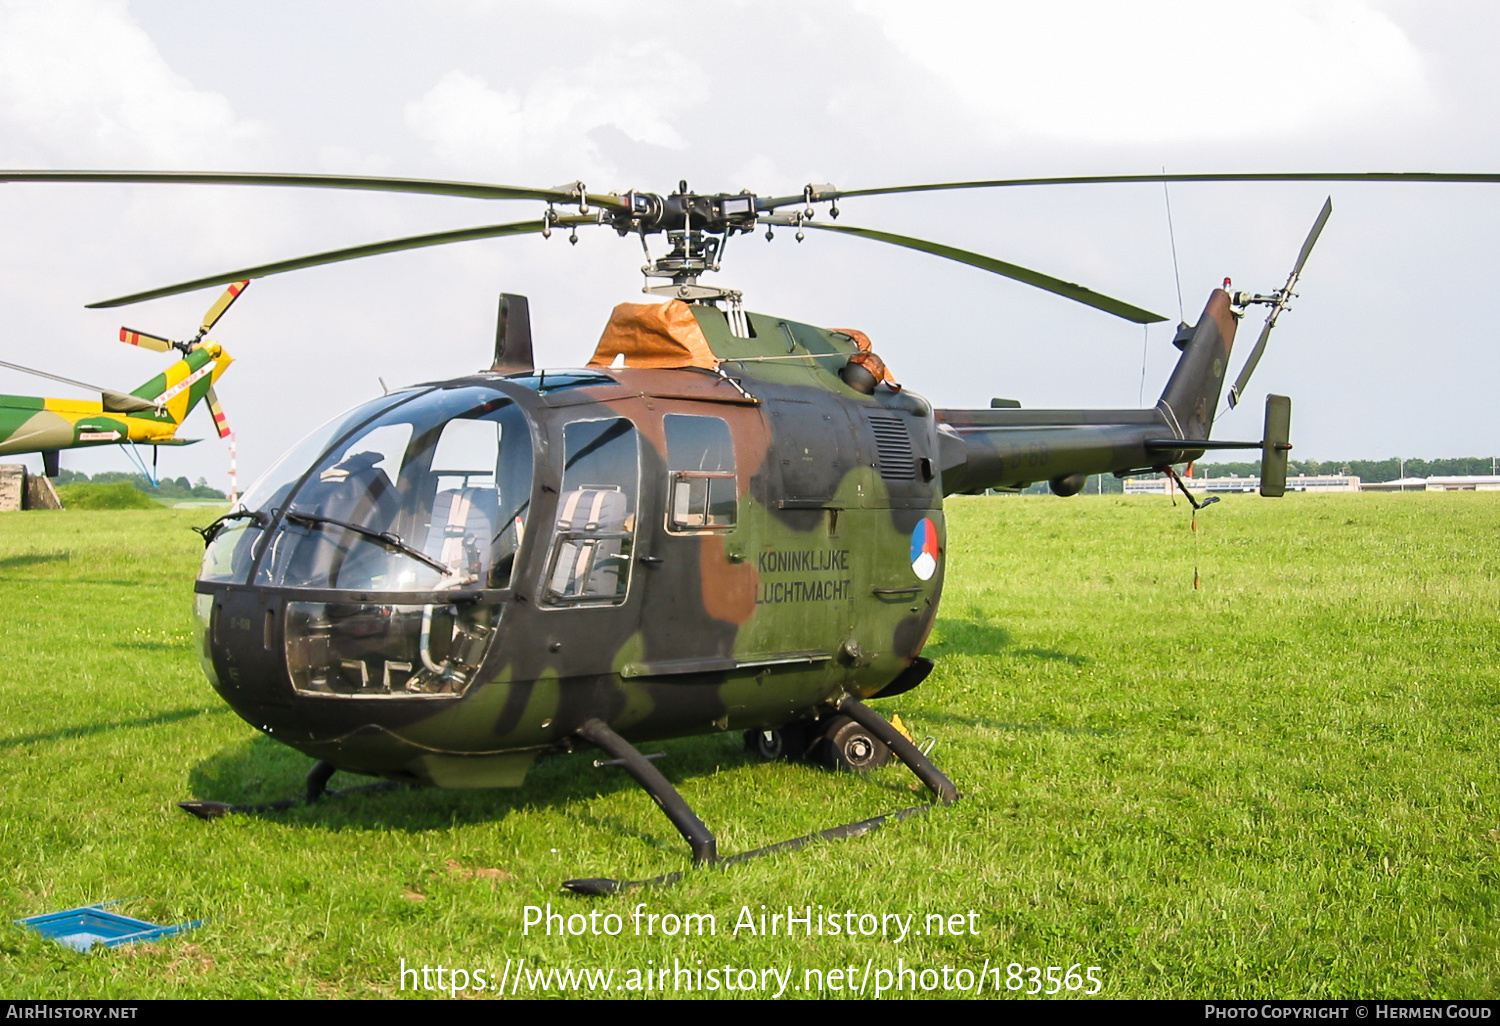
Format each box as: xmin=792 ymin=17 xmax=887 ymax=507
xmin=0 ymin=342 xmax=232 ymax=457
xmin=193 ymin=291 xmax=1238 ymax=788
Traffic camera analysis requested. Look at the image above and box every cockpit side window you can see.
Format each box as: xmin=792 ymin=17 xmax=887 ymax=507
xmin=251 ymin=386 xmax=534 ymax=592
xmin=422 ymin=417 xmax=500 ymax=584
xmin=663 ymin=414 xmax=736 ymax=533
xmin=199 ymin=389 xmax=427 ymax=585
xmin=544 ymin=417 xmax=639 ymax=605
xmin=297 ymin=423 xmax=413 ymax=539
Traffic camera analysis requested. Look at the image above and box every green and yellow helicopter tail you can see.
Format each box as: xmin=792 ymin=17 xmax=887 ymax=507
xmin=118 ymin=278 xmax=245 ymax=440
xmin=0 ymin=281 xmax=243 ymax=463
xmin=117 ymin=334 xmax=235 ymax=436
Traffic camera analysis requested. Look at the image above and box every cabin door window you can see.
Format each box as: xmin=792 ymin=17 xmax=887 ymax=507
xmin=664 ymin=414 xmax=736 ymax=532
xmin=544 ymin=418 xmax=640 ymax=604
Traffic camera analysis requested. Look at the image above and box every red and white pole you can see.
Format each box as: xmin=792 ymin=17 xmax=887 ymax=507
xmin=227 ymin=432 xmax=239 ymax=505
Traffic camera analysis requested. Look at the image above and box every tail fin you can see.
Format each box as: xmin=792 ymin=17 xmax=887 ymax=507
xmin=1157 ymin=289 xmax=1238 ymax=441
xmin=127 ymin=342 xmax=233 ymax=425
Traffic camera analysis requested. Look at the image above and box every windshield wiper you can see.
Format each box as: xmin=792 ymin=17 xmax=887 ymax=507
xmin=284 ymin=510 xmax=453 ymax=576
xmin=193 ymin=508 xmax=270 ymax=546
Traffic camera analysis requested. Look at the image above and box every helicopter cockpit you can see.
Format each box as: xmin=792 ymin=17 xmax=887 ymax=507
xmin=197 ymin=381 xmax=535 ymax=699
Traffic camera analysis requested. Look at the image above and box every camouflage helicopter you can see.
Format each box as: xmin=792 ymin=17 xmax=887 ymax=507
xmin=0 ymin=279 xmax=240 ymax=476
xmin=5 ymin=168 xmax=1443 ymax=894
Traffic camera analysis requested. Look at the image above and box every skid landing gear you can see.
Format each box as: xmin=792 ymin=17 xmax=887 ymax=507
xmin=177 ymin=760 xmax=404 ymax=819
xmin=562 ymin=700 xmax=959 ymax=896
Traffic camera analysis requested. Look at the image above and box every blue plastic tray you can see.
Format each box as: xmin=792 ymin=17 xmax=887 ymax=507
xmin=16 ymin=903 xmax=203 ymax=952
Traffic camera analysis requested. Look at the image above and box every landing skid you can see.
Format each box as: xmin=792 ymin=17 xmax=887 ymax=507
xmin=562 ymin=700 xmax=960 ymax=896
xmin=177 ymin=759 xmax=403 ymax=819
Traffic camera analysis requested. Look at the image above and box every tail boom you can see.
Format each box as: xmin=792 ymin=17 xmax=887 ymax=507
xmin=0 ymin=342 xmax=232 ymax=458
xmin=936 ymin=289 xmax=1245 ymax=495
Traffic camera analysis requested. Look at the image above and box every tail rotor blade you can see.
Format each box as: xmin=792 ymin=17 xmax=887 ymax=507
xmin=1291 ymin=197 xmax=1333 ymax=279
xmin=1228 ymin=318 xmax=1275 ymax=409
xmin=120 ymin=327 xmax=175 ymax=352
xmin=199 ymin=280 xmax=249 ymax=337
xmin=1227 ymin=196 xmax=1332 ymax=408
xmin=205 ymin=385 xmax=231 ymax=438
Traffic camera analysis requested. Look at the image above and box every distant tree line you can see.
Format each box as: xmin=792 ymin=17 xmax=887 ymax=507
xmin=53 ymin=469 xmax=226 ymax=500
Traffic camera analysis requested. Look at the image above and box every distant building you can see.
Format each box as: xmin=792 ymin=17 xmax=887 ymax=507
xmin=1123 ymin=474 xmax=1360 ymax=495
xmin=1361 ymin=477 xmax=1431 ymax=492
xmin=1424 ymin=475 xmax=1500 ymax=491
xmin=1363 ymin=475 xmax=1500 ymax=492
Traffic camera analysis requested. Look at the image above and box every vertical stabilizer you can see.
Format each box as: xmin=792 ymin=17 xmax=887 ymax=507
xmin=128 ymin=343 xmax=232 ymax=425
xmin=1158 ymin=289 xmax=1238 ymax=441
xmin=1260 ymin=394 xmax=1292 ymax=497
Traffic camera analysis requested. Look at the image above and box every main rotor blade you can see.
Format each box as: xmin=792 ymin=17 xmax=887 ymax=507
xmin=766 ymin=172 xmax=1500 ymax=207
xmin=1228 ymin=197 xmax=1333 ymax=408
xmin=769 ymin=218 xmax=1166 ymax=324
xmin=0 ymin=170 xmax=628 ymax=211
xmin=0 ymin=357 xmax=158 ymax=411
xmin=87 ymin=216 xmax=598 ymax=308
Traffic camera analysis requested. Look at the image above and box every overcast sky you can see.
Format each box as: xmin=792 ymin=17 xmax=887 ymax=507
xmin=1 ymin=0 xmax=1497 ymax=488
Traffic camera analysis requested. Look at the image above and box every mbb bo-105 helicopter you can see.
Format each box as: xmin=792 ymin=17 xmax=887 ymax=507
xmin=8 ymin=167 xmax=1460 ymax=894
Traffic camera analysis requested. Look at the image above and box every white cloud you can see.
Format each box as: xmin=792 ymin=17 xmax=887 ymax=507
xmin=856 ymin=0 xmax=1432 ymax=144
xmin=0 ymin=0 xmax=264 ymax=164
xmin=404 ymin=43 xmax=701 ymax=182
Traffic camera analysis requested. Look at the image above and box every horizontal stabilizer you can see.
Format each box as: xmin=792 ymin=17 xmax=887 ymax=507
xmin=101 ymin=390 xmax=162 ymax=413
xmin=1144 ymin=438 xmax=1264 ymax=452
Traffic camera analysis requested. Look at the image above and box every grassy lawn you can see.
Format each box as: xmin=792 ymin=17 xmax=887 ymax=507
xmin=0 ymin=494 xmax=1495 ymax=999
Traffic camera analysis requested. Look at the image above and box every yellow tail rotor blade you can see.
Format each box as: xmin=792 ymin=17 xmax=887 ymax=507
xmin=199 ymin=279 xmax=250 ymax=336
xmin=119 ymin=326 xmax=174 ymax=352
xmin=206 ymin=385 xmax=231 ymax=438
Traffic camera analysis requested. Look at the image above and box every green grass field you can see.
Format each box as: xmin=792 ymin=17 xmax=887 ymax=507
xmin=0 ymin=494 xmax=1495 ymax=999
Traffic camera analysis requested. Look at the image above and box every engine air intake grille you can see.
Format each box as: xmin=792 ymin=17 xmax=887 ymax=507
xmin=867 ymin=414 xmax=916 ymax=481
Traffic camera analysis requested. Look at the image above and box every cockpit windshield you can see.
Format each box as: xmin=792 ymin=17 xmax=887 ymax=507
xmin=200 ymin=384 xmax=534 ymax=592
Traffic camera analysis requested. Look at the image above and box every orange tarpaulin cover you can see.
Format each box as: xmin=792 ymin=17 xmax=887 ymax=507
xmin=833 ymin=327 xmax=900 ymax=388
xmin=587 ymin=300 xmax=719 ymax=370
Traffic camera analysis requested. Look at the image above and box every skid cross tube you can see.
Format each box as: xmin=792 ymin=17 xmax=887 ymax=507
xmin=562 ymin=700 xmax=961 ymax=895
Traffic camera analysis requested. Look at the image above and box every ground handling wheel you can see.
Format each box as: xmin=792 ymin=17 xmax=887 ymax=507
xmin=744 ymin=720 xmax=812 ymax=762
xmin=746 ymin=727 xmax=786 ymax=761
xmin=815 ymin=714 xmax=892 ymax=773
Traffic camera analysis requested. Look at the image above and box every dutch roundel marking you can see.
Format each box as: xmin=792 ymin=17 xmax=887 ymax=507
xmin=910 ymin=518 xmax=939 ymax=581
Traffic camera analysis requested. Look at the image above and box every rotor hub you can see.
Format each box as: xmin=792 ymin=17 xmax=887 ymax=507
xmin=617 ymin=185 xmax=762 ymax=289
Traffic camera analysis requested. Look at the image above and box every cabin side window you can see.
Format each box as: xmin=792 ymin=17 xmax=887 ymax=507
xmin=664 ymin=414 xmax=736 ymax=533
xmin=544 ymin=417 xmax=640 ymax=605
